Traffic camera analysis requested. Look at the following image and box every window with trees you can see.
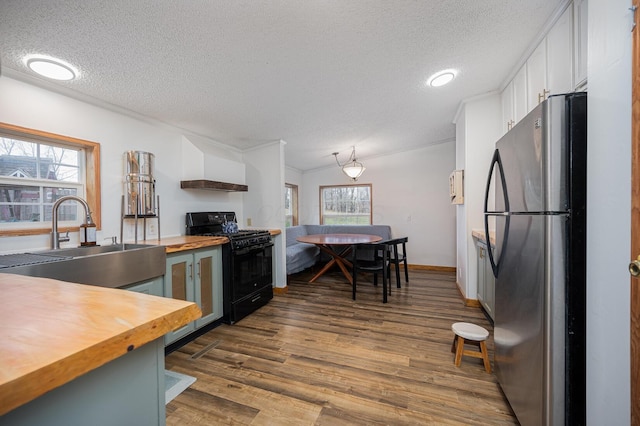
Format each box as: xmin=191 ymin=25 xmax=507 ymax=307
xmin=320 ymin=184 xmax=372 ymax=225
xmin=285 ymin=183 xmax=298 ymax=227
xmin=0 ymin=122 xmax=101 ymax=236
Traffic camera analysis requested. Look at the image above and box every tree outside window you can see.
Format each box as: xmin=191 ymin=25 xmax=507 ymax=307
xmin=0 ymin=122 xmax=101 ymax=236
xmin=320 ymin=184 xmax=372 ymax=225
xmin=0 ymin=137 xmax=81 ymax=223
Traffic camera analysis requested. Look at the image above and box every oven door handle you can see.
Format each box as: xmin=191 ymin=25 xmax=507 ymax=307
xmin=234 ymin=242 xmax=274 ymax=256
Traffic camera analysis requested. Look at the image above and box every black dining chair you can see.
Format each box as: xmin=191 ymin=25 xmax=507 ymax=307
xmin=351 ymin=241 xmax=390 ymax=303
xmin=386 ymin=237 xmax=409 ymax=288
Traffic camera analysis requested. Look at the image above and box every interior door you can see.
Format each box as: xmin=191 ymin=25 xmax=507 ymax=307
xmin=631 ymin=0 xmax=640 ymax=423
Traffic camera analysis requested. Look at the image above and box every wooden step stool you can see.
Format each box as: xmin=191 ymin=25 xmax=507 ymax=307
xmin=451 ymin=322 xmax=491 ymax=373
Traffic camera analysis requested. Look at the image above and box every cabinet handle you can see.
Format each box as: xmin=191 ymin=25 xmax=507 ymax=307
xmin=189 ymin=262 xmax=193 ymax=280
xmin=479 ymin=247 xmax=484 ymax=259
xmin=538 ymin=89 xmax=550 ymax=104
xmin=196 ymin=260 xmax=201 ymax=277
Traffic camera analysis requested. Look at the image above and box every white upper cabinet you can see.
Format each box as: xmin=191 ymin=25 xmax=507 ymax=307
xmin=547 ymin=5 xmax=574 ymax=96
xmin=573 ymin=0 xmax=588 ymax=88
xmin=501 ymin=81 xmax=515 ymax=135
xmin=502 ymin=1 xmax=583 ymax=131
xmin=513 ymin=65 xmax=528 ymax=123
xmin=526 ymin=41 xmax=548 ymax=111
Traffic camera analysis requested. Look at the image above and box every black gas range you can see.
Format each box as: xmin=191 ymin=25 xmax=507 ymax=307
xmin=186 ymin=212 xmax=273 ymax=324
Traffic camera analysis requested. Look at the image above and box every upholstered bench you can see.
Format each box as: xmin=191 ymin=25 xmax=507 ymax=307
xmin=285 ymin=224 xmax=392 ymax=275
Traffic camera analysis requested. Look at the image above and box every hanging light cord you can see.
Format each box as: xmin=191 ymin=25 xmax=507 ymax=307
xmin=332 ymin=147 xmax=357 ymax=167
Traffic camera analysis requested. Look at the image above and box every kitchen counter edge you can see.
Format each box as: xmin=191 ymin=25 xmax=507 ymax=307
xmin=0 ymin=273 xmax=201 ymax=416
xmin=472 ymin=228 xmax=496 ymax=247
xmin=141 ymin=229 xmax=282 ymax=253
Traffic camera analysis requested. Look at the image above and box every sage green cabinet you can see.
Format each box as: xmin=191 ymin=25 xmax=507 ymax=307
xmin=123 ymin=276 xmax=164 ymax=296
xmin=476 ymin=239 xmax=495 ymax=321
xmin=164 ymin=247 xmax=223 ymax=345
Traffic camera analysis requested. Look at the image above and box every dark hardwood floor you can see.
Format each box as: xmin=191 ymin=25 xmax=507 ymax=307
xmin=165 ymin=268 xmax=517 ymax=425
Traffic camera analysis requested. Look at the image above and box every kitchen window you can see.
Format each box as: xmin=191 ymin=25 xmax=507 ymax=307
xmin=320 ymin=184 xmax=372 ymax=225
xmin=0 ymin=122 xmax=101 ymax=236
xmin=285 ymin=183 xmax=298 ymax=227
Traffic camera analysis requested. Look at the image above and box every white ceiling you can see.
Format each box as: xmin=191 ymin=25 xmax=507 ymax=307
xmin=0 ymin=0 xmax=564 ymax=172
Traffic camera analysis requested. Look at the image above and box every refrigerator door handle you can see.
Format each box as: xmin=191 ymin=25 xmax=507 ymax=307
xmin=484 ymin=148 xmax=510 ymax=278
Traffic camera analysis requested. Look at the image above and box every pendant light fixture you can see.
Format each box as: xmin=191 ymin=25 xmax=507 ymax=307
xmin=332 ymin=147 xmax=366 ymax=181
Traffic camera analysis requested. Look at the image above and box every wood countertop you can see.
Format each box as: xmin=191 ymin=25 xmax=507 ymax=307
xmin=472 ymin=228 xmax=496 ymax=246
xmin=141 ymin=229 xmax=282 ymax=254
xmin=140 ymin=235 xmax=229 ymax=253
xmin=0 ymin=273 xmax=201 ymax=416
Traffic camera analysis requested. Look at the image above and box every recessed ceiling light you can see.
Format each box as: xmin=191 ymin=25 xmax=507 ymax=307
xmin=24 ymin=55 xmax=77 ymax=81
xmin=427 ymin=70 xmax=456 ymax=87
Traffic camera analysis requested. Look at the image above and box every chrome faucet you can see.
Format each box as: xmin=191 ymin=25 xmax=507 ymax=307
xmin=51 ymin=195 xmax=94 ymax=249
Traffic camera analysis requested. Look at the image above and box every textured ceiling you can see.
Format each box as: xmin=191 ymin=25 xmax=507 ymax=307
xmin=0 ymin=0 xmax=564 ymax=172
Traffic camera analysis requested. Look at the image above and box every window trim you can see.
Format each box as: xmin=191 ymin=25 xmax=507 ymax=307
xmin=285 ymin=182 xmax=299 ymax=227
xmin=319 ymin=183 xmax=373 ymax=225
xmin=0 ymin=122 xmax=101 ymax=237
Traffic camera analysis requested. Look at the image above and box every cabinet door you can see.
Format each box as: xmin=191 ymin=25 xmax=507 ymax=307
xmin=573 ymin=0 xmax=588 ymax=88
xmin=501 ymin=81 xmax=514 ymax=135
xmin=164 ymin=253 xmax=195 ymax=344
xmin=476 ymin=241 xmax=487 ymax=303
xmin=125 ymin=277 xmax=164 ymax=297
xmin=547 ymin=5 xmax=574 ymax=96
xmin=484 ymin=253 xmax=495 ymax=320
xmin=194 ymin=248 xmax=223 ymax=328
xmin=513 ymin=65 xmax=528 ymax=123
xmin=526 ymin=41 xmax=548 ymax=112
xmin=476 ymin=240 xmax=495 ymax=321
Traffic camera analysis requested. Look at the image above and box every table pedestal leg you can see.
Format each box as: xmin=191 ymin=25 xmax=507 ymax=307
xmin=308 ymin=245 xmax=354 ymax=284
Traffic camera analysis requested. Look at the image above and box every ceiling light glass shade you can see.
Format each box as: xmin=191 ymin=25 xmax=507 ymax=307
xmin=333 ymin=147 xmax=365 ymax=181
xmin=342 ymin=161 xmax=366 ymax=180
xmin=25 ymin=56 xmax=76 ymax=81
xmin=427 ymin=70 xmax=456 ymax=87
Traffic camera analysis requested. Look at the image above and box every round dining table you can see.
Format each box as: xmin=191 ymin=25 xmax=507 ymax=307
xmin=296 ymin=233 xmax=383 ymax=284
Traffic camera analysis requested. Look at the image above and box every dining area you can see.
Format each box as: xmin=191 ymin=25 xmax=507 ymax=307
xmin=293 ymin=229 xmax=409 ymax=303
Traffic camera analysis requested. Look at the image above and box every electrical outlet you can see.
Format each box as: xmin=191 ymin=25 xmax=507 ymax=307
xmin=247 ymin=218 xmax=252 ymax=226
xmin=148 ymin=221 xmax=156 ymax=235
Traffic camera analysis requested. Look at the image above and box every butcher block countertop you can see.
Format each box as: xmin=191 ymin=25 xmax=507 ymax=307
xmin=141 ymin=229 xmax=282 ymax=254
xmin=141 ymin=235 xmax=229 ymax=253
xmin=0 ymin=273 xmax=201 ymax=416
xmin=472 ymin=228 xmax=496 ymax=247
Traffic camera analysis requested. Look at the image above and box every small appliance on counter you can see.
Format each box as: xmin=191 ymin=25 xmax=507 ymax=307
xmin=124 ymin=150 xmax=156 ymax=217
xmin=121 ymin=150 xmax=160 ymax=243
xmin=185 ymin=212 xmax=273 ymax=324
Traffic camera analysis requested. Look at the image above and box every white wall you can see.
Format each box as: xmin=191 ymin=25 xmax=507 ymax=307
xmin=586 ymin=0 xmax=632 ymax=422
xmin=455 ymin=108 xmax=468 ymax=293
xmin=300 ymin=142 xmax=457 ymax=267
xmin=243 ymin=141 xmax=287 ymax=288
xmin=0 ymin=76 xmax=246 ymax=252
xmin=285 ymin=166 xmax=303 ymax=189
xmin=454 ymin=94 xmax=501 ymax=298
xmin=242 ymin=141 xmax=286 ymax=229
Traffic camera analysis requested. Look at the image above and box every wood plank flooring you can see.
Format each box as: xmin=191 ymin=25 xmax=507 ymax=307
xmin=165 ymin=268 xmax=518 ymax=425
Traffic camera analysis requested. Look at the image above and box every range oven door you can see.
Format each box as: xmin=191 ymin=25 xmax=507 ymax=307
xmin=225 ymin=242 xmax=274 ymax=323
xmin=231 ymin=243 xmax=273 ymax=300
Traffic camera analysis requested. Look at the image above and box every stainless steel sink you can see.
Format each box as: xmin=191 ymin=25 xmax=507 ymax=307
xmin=1 ymin=244 xmax=166 ymax=289
xmin=29 ymin=243 xmax=157 ymax=259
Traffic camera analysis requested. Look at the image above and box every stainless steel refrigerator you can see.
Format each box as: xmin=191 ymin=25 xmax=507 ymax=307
xmin=483 ymin=92 xmax=586 ymax=425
